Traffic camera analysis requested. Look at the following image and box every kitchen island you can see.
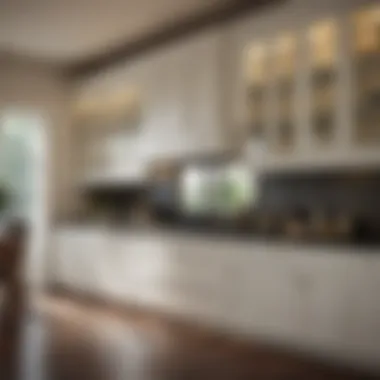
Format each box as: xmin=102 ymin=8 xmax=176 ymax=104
xmin=50 ymin=224 xmax=380 ymax=373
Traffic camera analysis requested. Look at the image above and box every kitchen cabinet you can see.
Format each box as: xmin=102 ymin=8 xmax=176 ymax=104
xmin=223 ymin=245 xmax=307 ymax=344
xmin=242 ymin=19 xmax=342 ymax=169
xmin=244 ymin=43 xmax=270 ymax=147
xmin=308 ymin=20 xmax=339 ymax=146
xmin=284 ymin=250 xmax=348 ymax=354
xmin=272 ymin=33 xmax=298 ymax=152
xmin=141 ymin=31 xmax=225 ymax=159
xmin=53 ymin=228 xmax=108 ymax=293
xmin=179 ymin=33 xmax=224 ymax=155
xmin=52 ymin=230 xmax=73 ymax=287
xmin=74 ymin=28 xmax=226 ymax=182
xmin=51 ymin=227 xmax=380 ymax=372
xmin=168 ymin=239 xmax=225 ymax=322
xmin=241 ymin=3 xmax=380 ymax=172
xmin=73 ymin=89 xmax=146 ymax=185
xmin=122 ymin=235 xmax=178 ymax=308
xmin=352 ymin=5 xmax=380 ymax=145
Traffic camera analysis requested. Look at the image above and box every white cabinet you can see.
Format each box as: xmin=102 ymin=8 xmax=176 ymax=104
xmin=138 ymin=31 xmax=225 ymax=160
xmin=178 ymin=32 xmax=224 ymax=155
xmin=240 ymin=4 xmax=380 ymax=172
xmin=326 ymin=253 xmax=380 ymax=369
xmin=166 ymin=239 xmax=223 ymax=321
xmin=53 ymin=228 xmax=108 ymax=293
xmin=75 ymin=28 xmax=226 ymax=173
xmin=119 ymin=235 xmax=175 ymax=307
xmin=51 ymin=228 xmax=380 ymax=371
xmin=52 ymin=230 xmax=73 ymax=287
xmin=223 ymin=245 xmax=300 ymax=341
xmin=280 ymin=250 xmax=378 ymax=366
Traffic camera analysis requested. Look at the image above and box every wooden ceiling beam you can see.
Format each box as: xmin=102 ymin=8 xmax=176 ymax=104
xmin=67 ymin=0 xmax=283 ymax=79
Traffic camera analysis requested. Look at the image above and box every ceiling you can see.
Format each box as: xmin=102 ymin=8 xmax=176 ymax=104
xmin=0 ymin=0 xmax=234 ymax=65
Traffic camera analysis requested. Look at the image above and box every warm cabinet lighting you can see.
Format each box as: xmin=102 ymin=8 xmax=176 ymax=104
xmin=352 ymin=5 xmax=380 ymax=145
xmin=73 ymin=89 xmax=141 ymax=123
xmin=272 ymin=33 xmax=298 ymax=151
xmin=72 ymin=88 xmax=142 ymax=176
xmin=245 ymin=44 xmax=268 ymax=85
xmin=242 ymin=5 xmax=380 ymax=170
xmin=244 ymin=43 xmax=269 ymax=143
xmin=309 ymin=20 xmax=338 ymax=68
xmin=308 ymin=19 xmax=339 ymax=145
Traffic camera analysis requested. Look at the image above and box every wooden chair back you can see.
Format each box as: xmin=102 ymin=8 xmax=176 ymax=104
xmin=0 ymin=222 xmax=27 ymax=284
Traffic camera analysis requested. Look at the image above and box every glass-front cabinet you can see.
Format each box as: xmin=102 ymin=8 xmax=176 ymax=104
xmin=244 ymin=44 xmax=270 ymax=145
xmin=242 ymin=3 xmax=380 ymax=170
xmin=272 ymin=33 xmax=298 ymax=152
xmin=352 ymin=6 xmax=380 ymax=145
xmin=308 ymin=20 xmax=339 ymax=145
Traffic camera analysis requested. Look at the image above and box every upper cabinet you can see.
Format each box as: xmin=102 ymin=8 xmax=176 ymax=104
xmin=72 ymin=88 xmax=145 ymax=184
xmin=179 ymin=32 xmax=225 ymax=155
xmin=272 ymin=33 xmax=298 ymax=152
xmin=308 ymin=20 xmax=339 ymax=146
xmin=245 ymin=43 xmax=270 ymax=145
xmin=242 ymin=3 xmax=380 ymax=172
xmin=73 ymin=29 xmax=226 ymax=184
xmin=352 ymin=6 xmax=380 ymax=145
xmin=72 ymin=1 xmax=380 ymax=178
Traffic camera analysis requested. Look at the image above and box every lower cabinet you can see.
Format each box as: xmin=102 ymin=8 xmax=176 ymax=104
xmin=52 ymin=229 xmax=380 ymax=371
xmin=53 ymin=228 xmax=107 ymax=293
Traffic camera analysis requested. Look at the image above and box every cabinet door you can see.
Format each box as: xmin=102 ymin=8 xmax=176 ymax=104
xmin=52 ymin=231 xmax=73 ymax=286
xmin=54 ymin=231 xmax=85 ymax=290
xmin=109 ymin=235 xmax=173 ymax=308
xmin=232 ymin=246 xmax=298 ymax=341
xmin=286 ymin=250 xmax=346 ymax=350
xmin=247 ymin=248 xmax=380 ymax=370
xmin=160 ymin=237 xmax=228 ymax=323
xmin=79 ymin=230 xmax=111 ymax=297
xmin=67 ymin=233 xmax=88 ymax=292
xmin=142 ymin=51 xmax=184 ymax=159
xmin=326 ymin=252 xmax=380 ymax=369
xmin=179 ymin=32 xmax=224 ymax=155
xmin=362 ymin=255 xmax=380 ymax=368
xmin=222 ymin=245 xmax=345 ymax=349
xmin=53 ymin=229 xmax=109 ymax=294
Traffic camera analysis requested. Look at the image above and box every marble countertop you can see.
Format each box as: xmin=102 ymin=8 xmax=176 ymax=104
xmin=53 ymin=221 xmax=380 ymax=254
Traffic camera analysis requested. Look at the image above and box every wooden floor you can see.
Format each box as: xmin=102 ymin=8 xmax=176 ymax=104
xmin=0 ymin=292 xmax=378 ymax=380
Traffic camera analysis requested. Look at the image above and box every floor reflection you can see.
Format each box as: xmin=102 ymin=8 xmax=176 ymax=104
xmin=0 ymin=292 xmax=377 ymax=380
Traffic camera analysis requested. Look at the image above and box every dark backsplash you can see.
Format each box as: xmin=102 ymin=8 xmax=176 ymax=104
xmin=81 ymin=168 xmax=380 ymax=243
xmin=84 ymin=169 xmax=380 ymax=220
xmin=258 ymin=170 xmax=380 ymax=219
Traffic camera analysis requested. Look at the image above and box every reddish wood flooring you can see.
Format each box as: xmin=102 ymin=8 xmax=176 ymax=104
xmin=0 ymin=292 xmax=378 ymax=380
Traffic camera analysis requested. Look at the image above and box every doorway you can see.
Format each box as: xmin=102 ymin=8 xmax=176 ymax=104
xmin=0 ymin=109 xmax=48 ymax=288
